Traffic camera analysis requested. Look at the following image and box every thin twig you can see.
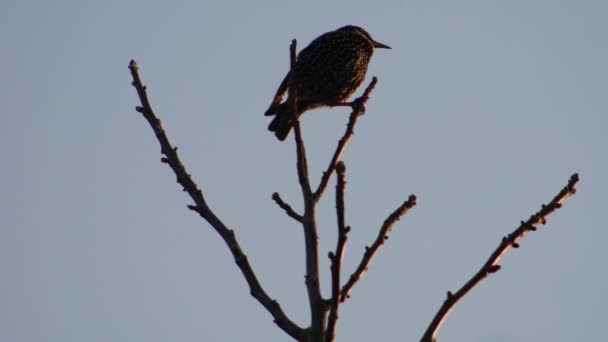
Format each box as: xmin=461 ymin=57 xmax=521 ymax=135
xmin=326 ymin=161 xmax=350 ymax=341
xmin=128 ymin=60 xmax=304 ymax=340
xmin=289 ymin=40 xmax=312 ymax=198
xmin=340 ymin=194 xmax=417 ymax=302
xmin=272 ymin=192 xmax=303 ymax=222
xmin=314 ymin=77 xmax=378 ymax=203
xmin=420 ymin=173 xmax=580 ymax=342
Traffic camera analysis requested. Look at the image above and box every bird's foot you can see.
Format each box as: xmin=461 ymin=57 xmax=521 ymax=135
xmin=332 ymin=97 xmax=367 ymax=115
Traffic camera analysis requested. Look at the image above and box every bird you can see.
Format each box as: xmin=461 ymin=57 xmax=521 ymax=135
xmin=264 ymin=25 xmax=390 ymax=141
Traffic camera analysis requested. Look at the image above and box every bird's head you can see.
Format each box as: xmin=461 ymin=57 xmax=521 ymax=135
xmin=337 ymin=25 xmax=391 ymax=49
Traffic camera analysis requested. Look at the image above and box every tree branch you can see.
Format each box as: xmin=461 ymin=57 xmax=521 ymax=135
xmin=272 ymin=192 xmax=303 ymax=222
xmin=289 ymin=40 xmax=313 ymax=199
xmin=420 ymin=173 xmax=580 ymax=342
xmin=340 ymin=194 xmax=417 ymax=302
xmin=128 ymin=59 xmax=304 ymax=341
xmin=286 ymin=40 xmax=324 ymax=342
xmin=326 ymin=161 xmax=350 ymax=341
xmin=314 ymin=77 xmax=378 ymax=203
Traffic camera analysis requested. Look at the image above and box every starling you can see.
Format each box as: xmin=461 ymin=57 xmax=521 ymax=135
xmin=265 ymin=25 xmax=390 ymax=141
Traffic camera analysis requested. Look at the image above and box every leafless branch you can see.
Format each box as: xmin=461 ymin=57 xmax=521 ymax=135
xmin=326 ymin=161 xmax=350 ymax=341
xmin=128 ymin=60 xmax=304 ymax=340
xmin=286 ymin=40 xmax=324 ymax=342
xmin=289 ymin=40 xmax=312 ymax=199
xmin=314 ymin=78 xmax=378 ymax=203
xmin=340 ymin=194 xmax=417 ymax=302
xmin=272 ymin=192 xmax=303 ymax=222
xmin=420 ymin=173 xmax=580 ymax=342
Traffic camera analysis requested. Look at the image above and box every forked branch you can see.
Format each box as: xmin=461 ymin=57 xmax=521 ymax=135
xmin=285 ymin=40 xmax=325 ymax=342
xmin=128 ymin=60 xmax=304 ymax=340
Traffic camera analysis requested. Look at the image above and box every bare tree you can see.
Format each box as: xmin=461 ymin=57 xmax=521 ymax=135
xmin=128 ymin=39 xmax=578 ymax=342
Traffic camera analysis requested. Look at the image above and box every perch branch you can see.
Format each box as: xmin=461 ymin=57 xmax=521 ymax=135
xmin=128 ymin=60 xmax=304 ymax=340
xmin=289 ymin=40 xmax=312 ymax=198
xmin=286 ymin=40 xmax=324 ymax=341
xmin=314 ymin=77 xmax=378 ymax=203
xmin=326 ymin=161 xmax=350 ymax=341
xmin=340 ymin=194 xmax=417 ymax=302
xmin=420 ymin=173 xmax=580 ymax=342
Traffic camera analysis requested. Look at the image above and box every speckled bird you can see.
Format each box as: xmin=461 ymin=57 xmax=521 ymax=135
xmin=264 ymin=25 xmax=390 ymax=141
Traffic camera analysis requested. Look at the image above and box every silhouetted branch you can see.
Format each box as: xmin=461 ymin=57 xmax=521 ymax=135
xmin=272 ymin=192 xmax=303 ymax=222
xmin=326 ymin=161 xmax=350 ymax=341
xmin=128 ymin=60 xmax=304 ymax=341
xmin=314 ymin=77 xmax=378 ymax=203
xmin=340 ymin=194 xmax=417 ymax=302
xmin=289 ymin=40 xmax=312 ymax=199
xmin=420 ymin=173 xmax=580 ymax=342
xmin=286 ymin=40 xmax=324 ymax=342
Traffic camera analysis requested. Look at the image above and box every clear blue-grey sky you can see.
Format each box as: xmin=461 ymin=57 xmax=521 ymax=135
xmin=1 ymin=1 xmax=604 ymax=341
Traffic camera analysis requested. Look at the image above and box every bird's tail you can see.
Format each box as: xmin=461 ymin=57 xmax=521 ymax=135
xmin=267 ymin=103 xmax=294 ymax=141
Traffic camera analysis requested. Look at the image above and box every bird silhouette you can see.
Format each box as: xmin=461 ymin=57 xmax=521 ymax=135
xmin=265 ymin=25 xmax=390 ymax=141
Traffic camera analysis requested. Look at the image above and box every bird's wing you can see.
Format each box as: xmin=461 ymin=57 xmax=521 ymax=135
xmin=264 ymin=71 xmax=290 ymax=116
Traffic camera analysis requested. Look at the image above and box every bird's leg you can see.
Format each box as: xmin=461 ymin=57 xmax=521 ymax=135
xmin=331 ymin=96 xmax=368 ymax=115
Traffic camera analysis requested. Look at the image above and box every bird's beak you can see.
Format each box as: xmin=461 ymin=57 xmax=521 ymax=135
xmin=372 ymin=40 xmax=391 ymax=49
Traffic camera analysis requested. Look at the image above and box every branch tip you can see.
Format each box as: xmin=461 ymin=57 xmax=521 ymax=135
xmin=128 ymin=60 xmax=139 ymax=73
xmin=271 ymin=192 xmax=303 ymax=222
xmin=129 ymin=59 xmax=304 ymax=339
xmin=421 ymin=174 xmax=579 ymax=342
xmin=336 ymin=160 xmax=346 ymax=173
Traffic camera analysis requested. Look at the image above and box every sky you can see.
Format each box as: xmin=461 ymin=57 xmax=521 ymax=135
xmin=0 ymin=1 xmax=604 ymax=341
